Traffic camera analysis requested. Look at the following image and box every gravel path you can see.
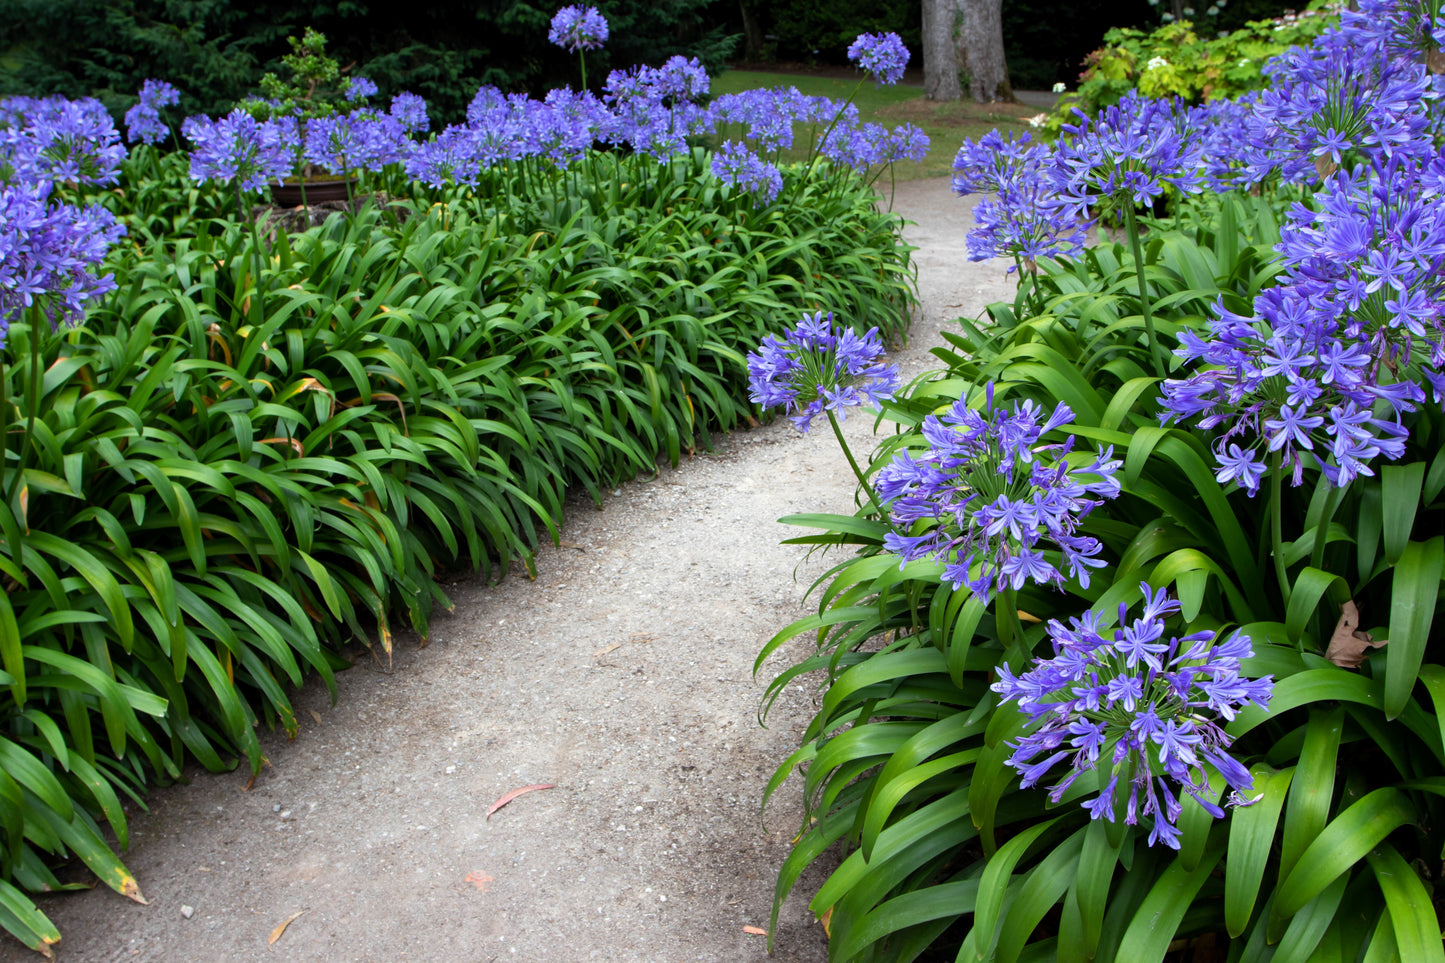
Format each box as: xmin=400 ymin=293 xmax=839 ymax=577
xmin=24 ymin=177 xmax=1013 ymax=963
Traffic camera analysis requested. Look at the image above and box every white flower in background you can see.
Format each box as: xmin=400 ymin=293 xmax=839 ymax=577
xmin=1146 ymin=56 xmax=1170 ymax=70
xmin=1027 ymin=113 xmax=1048 ymax=128
xmin=1052 ymin=82 xmax=1067 ymax=93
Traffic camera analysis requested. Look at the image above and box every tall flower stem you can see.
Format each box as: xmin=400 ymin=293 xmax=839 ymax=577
xmin=1123 ymin=203 xmax=1166 ymax=379
xmin=1309 ymin=483 xmax=1343 ymax=572
xmin=826 ymin=409 xmax=882 ymax=517
xmin=996 ymin=586 xmax=1029 ymax=668
xmin=1270 ymin=450 xmax=1292 ymax=609
xmin=233 ymin=181 xmax=266 ymax=328
xmin=5 ymin=310 xmax=46 ymax=506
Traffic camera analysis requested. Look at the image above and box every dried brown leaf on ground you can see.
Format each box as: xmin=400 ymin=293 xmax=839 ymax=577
xmin=743 ymin=925 xmax=768 ymax=936
xmin=267 ymin=910 xmax=305 ymax=946
xmin=1326 ymin=600 xmax=1387 ymax=669
xmin=486 ymin=784 xmax=556 ymax=819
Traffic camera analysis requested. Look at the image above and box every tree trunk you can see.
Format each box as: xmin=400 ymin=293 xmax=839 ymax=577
xmin=922 ymin=0 xmax=962 ymax=101
xmin=958 ymin=0 xmax=1012 ymax=103
xmin=738 ymin=0 xmax=765 ymax=62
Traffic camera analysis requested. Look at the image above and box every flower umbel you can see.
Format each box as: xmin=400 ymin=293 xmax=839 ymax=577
xmin=548 ymin=5 xmax=609 ymax=53
xmin=746 ymin=311 xmax=898 ymax=432
xmin=846 ymin=32 xmax=910 ymax=86
xmin=993 ymin=584 xmax=1273 ymax=849
xmin=874 ymin=384 xmax=1119 ymax=604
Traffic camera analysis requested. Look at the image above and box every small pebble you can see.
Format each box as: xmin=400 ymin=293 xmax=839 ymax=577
xmin=180 ymin=905 xmax=194 ymax=919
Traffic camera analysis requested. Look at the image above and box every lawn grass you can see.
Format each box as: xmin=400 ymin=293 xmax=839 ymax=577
xmin=710 ymin=69 xmax=1040 ymax=180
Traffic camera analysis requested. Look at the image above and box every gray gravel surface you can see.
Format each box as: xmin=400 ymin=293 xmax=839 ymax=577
xmin=20 ymin=177 xmax=1014 ymax=963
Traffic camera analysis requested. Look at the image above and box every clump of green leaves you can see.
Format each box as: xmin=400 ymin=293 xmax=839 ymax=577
xmin=1039 ymin=4 xmax=1338 ymax=137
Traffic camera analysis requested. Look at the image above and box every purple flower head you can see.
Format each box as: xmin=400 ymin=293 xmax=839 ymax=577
xmin=184 ymin=109 xmax=292 ymax=191
xmin=389 ymin=92 xmax=430 ymax=136
xmin=2 ymin=96 xmax=125 ymax=188
xmin=874 ymin=384 xmax=1120 ymax=604
xmin=0 ymin=180 xmax=125 ymax=346
xmin=711 ymin=141 xmax=783 ymax=206
xmin=1161 ymin=150 xmax=1443 ymax=491
xmin=847 ymin=32 xmax=910 ymax=86
xmin=403 ymin=126 xmax=481 ymax=187
xmin=1239 ymin=2 xmax=1438 ymax=185
xmin=345 ymin=76 xmax=379 ymax=103
xmin=124 ymin=79 xmax=181 ymax=145
xmin=1052 ymin=92 xmax=1205 ymax=211
xmin=706 ymin=87 xmax=809 ymax=152
xmin=992 ymin=584 xmax=1273 ymax=848
xmin=549 ymin=5 xmax=609 ymax=53
xmin=746 ymin=311 xmax=898 ymax=432
xmin=954 ymin=130 xmax=1091 ymax=271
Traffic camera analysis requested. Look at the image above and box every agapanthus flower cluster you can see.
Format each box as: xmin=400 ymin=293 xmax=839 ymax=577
xmin=344 ymin=76 xmax=379 ymax=103
xmin=953 ymin=130 xmax=1091 ymax=270
xmin=388 ymin=92 xmax=430 ymax=136
xmin=746 ymin=311 xmax=899 ymax=432
xmin=0 ymin=181 xmax=124 ymax=347
xmin=847 ymin=32 xmax=910 ymax=86
xmin=0 ymin=96 xmax=125 ymax=189
xmin=711 ymin=141 xmax=784 ymax=205
xmin=875 ymin=385 xmax=1119 ymax=603
xmin=303 ymin=113 xmax=403 ymax=174
xmin=183 ymin=109 xmax=292 ymax=191
xmin=993 ymin=584 xmax=1272 ymax=849
xmin=706 ymin=88 xmax=812 ymax=152
xmin=548 ymin=4 xmax=609 ymax=53
xmin=603 ymin=59 xmax=711 ymax=160
xmin=1052 ymin=92 xmax=1205 ymax=210
xmin=124 ymin=79 xmax=181 ymax=146
xmin=1240 ymin=0 xmax=1438 ymax=185
xmin=1162 ymin=150 xmax=1445 ymax=490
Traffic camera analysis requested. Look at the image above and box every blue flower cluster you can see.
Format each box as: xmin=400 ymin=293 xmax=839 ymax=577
xmin=1054 ymin=92 xmax=1205 ymax=208
xmin=0 ymin=97 xmax=126 ymax=346
xmin=746 ymin=311 xmax=899 ymax=432
xmin=1158 ymin=1 xmax=1445 ymax=493
xmin=183 ymin=110 xmax=295 ymax=191
xmin=710 ymin=141 xmax=783 ymax=206
xmin=344 ymin=76 xmax=379 ymax=103
xmin=993 ymin=585 xmax=1273 ymax=849
xmin=952 ymin=131 xmax=1090 ymax=270
xmin=548 ymin=5 xmax=609 ymax=54
xmin=123 ymin=79 xmax=181 ymax=146
xmin=874 ymin=385 xmax=1120 ymax=603
xmin=846 ymin=32 xmax=910 ymax=87
xmin=1 ymin=96 xmax=126 ymax=189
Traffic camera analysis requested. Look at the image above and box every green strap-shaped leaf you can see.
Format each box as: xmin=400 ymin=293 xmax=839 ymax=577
xmin=1380 ymin=463 xmax=1425 ymax=566
xmin=1385 ymin=537 xmax=1444 ymax=719
xmin=1278 ymin=708 xmax=1345 ymax=885
xmin=0 ymin=589 xmax=23 ymax=707
xmin=962 ymin=817 xmax=1061 ymax=963
xmin=1113 ymin=839 xmax=1226 ymax=963
xmin=1366 ymin=844 xmax=1445 ymax=963
xmin=34 ymin=805 xmax=145 ymax=903
xmin=1275 ymin=788 xmax=1415 ymax=919
xmin=996 ymin=828 xmax=1085 ymax=963
xmin=1285 ymin=567 xmax=1346 ymax=645
xmin=0 ymin=877 xmax=60 ymax=956
xmin=1225 ymin=764 xmax=1295 ymax=937
xmin=1272 ymin=873 xmax=1347 ymax=963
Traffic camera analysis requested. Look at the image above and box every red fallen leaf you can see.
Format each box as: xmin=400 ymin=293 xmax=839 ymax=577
xmin=743 ymin=925 xmax=768 ymax=936
xmin=464 ymin=872 xmax=494 ymax=892
xmin=487 ymin=783 xmax=556 ymax=819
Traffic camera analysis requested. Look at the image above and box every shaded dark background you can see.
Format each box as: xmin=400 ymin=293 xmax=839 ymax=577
xmin=0 ymin=0 xmax=1303 ymax=125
